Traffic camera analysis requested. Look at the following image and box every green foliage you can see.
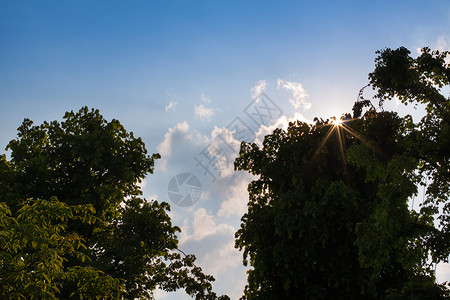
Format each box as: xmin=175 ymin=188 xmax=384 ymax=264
xmin=235 ymin=47 xmax=450 ymax=299
xmin=368 ymin=46 xmax=450 ymax=271
xmin=370 ymin=47 xmax=449 ymax=107
xmin=0 ymin=198 xmax=124 ymax=299
xmin=0 ymin=107 xmax=228 ymax=299
xmin=235 ymin=119 xmax=379 ymax=299
xmin=347 ymin=111 xmax=441 ymax=299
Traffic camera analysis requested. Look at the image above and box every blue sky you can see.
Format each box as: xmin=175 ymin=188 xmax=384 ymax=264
xmin=1 ymin=1 xmax=449 ymax=299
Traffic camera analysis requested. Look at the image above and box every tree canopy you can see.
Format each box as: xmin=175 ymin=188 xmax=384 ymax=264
xmin=235 ymin=46 xmax=450 ymax=299
xmin=0 ymin=107 xmax=228 ymax=299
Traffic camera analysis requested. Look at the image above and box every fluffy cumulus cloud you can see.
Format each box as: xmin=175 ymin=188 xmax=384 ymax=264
xmin=194 ymin=104 xmax=215 ymax=121
xmin=165 ymin=100 xmax=178 ymax=112
xmin=277 ymin=79 xmax=311 ymax=110
xmin=198 ymin=233 xmax=242 ymax=278
xmin=157 ymin=121 xmax=189 ymax=158
xmin=254 ymin=112 xmax=313 ymax=146
xmin=179 ymin=208 xmax=243 ymax=279
xmin=156 ymin=121 xmax=206 ymax=171
xmin=251 ymin=80 xmax=267 ymax=100
xmin=180 ymin=208 xmax=235 ymax=243
xmin=207 ymin=126 xmax=241 ymax=178
xmin=154 ymin=82 xmax=320 ymax=299
xmin=167 ymin=172 xmax=251 ymax=298
xmin=217 ymin=172 xmax=255 ymax=218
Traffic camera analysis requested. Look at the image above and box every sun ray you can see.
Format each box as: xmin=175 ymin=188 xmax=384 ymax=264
xmin=335 ymin=124 xmax=350 ymax=183
xmin=311 ymin=124 xmax=337 ymax=161
xmin=304 ymin=115 xmax=390 ymax=183
xmin=305 ymin=117 xmax=351 ymax=181
xmin=336 ymin=124 xmax=346 ymax=163
xmin=340 ymin=122 xmax=386 ymax=157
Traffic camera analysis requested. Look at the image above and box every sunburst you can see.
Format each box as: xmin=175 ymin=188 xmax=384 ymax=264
xmin=308 ymin=116 xmax=358 ymax=180
xmin=331 ymin=118 xmax=343 ymax=127
xmin=312 ymin=117 xmax=347 ymax=161
xmin=304 ymin=114 xmax=387 ymax=186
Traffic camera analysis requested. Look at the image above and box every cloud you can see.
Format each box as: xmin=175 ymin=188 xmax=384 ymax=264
xmin=254 ymin=112 xmax=312 ymax=146
xmin=437 ymin=262 xmax=450 ymax=283
xmin=180 ymin=208 xmax=235 ymax=244
xmin=156 ymin=121 xmax=206 ymax=171
xmin=179 ymin=208 xmax=242 ymax=277
xmin=158 ymin=121 xmax=189 ymax=157
xmin=194 ymin=104 xmax=215 ymax=121
xmin=217 ymin=172 xmax=255 ymax=218
xmin=416 ymin=36 xmax=450 ymax=64
xmin=165 ymin=100 xmax=178 ymax=112
xmin=197 ymin=232 xmax=242 ymax=277
xmin=277 ymin=79 xmax=311 ymax=110
xmin=207 ymin=126 xmax=241 ymax=178
xmin=178 ymin=209 xmax=247 ymax=297
xmin=153 ymin=120 xmax=254 ymax=298
xmin=212 ymin=114 xmax=312 ymax=218
xmin=435 ymin=35 xmax=449 ymax=52
xmin=435 ymin=36 xmax=450 ymax=64
xmin=251 ymin=80 xmax=267 ymax=100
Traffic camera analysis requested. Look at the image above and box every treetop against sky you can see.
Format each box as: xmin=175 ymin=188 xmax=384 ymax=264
xmin=0 ymin=1 xmax=449 ymax=299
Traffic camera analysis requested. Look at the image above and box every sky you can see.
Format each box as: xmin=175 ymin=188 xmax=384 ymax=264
xmin=1 ymin=1 xmax=449 ymax=299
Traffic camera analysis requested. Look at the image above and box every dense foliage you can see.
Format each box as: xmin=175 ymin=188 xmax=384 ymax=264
xmin=235 ymin=47 xmax=450 ymax=299
xmin=0 ymin=107 xmax=228 ymax=299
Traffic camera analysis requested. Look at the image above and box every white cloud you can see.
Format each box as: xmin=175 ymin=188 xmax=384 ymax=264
xmin=277 ymin=79 xmax=311 ymax=110
xmin=435 ymin=35 xmax=449 ymax=52
xmin=435 ymin=36 xmax=450 ymax=64
xmin=158 ymin=121 xmax=189 ymax=157
xmin=254 ymin=112 xmax=313 ymax=146
xmin=217 ymin=172 xmax=255 ymax=217
xmin=165 ymin=100 xmax=178 ymax=112
xmin=194 ymin=104 xmax=215 ymax=121
xmin=251 ymin=80 xmax=267 ymax=100
xmin=153 ymin=289 xmax=169 ymax=299
xmin=207 ymin=126 xmax=241 ymax=178
xmin=198 ymin=233 xmax=242 ymax=277
xmin=416 ymin=36 xmax=450 ymax=64
xmin=180 ymin=208 xmax=235 ymax=244
xmin=178 ymin=208 xmax=243 ymax=278
xmin=156 ymin=121 xmax=206 ymax=171
xmin=437 ymin=262 xmax=450 ymax=284
xmin=153 ymin=119 xmax=255 ymax=297
xmin=203 ymin=112 xmax=312 ymax=217
xmin=191 ymin=208 xmax=215 ymax=240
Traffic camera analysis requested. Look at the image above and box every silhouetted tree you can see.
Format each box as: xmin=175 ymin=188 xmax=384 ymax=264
xmin=234 ymin=47 xmax=450 ymax=299
xmin=0 ymin=107 xmax=229 ymax=299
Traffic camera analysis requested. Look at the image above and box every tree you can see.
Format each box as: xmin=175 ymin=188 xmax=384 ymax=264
xmin=347 ymin=110 xmax=442 ymax=299
xmin=0 ymin=107 xmax=228 ymax=299
xmin=234 ymin=47 xmax=450 ymax=299
xmin=235 ymin=118 xmax=379 ymax=299
xmin=0 ymin=198 xmax=124 ymax=299
xmin=368 ymin=46 xmax=450 ymax=263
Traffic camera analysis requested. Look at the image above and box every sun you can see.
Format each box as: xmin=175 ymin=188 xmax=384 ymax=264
xmin=309 ymin=115 xmax=350 ymax=179
xmin=331 ymin=118 xmax=343 ymax=127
